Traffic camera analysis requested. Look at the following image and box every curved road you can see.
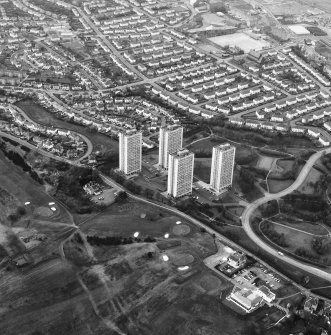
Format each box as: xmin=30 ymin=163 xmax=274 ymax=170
xmin=241 ymin=147 xmax=331 ymax=281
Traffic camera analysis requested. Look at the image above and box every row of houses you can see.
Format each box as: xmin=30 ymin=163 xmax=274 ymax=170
xmin=228 ymin=118 xmax=330 ymax=146
xmin=256 ymin=91 xmax=330 ymax=120
xmin=169 ymin=63 xmax=237 ymax=85
xmin=261 ymin=67 xmax=316 ymax=93
xmin=0 ymin=105 xmax=87 ymax=158
xmin=150 ymin=88 xmax=214 ymax=118
xmin=205 ymin=87 xmax=277 ymax=114
xmin=287 ymin=51 xmax=331 ymax=86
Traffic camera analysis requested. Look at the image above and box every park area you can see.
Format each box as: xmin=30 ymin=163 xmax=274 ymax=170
xmin=297 ymin=167 xmax=323 ymax=195
xmin=267 ymin=159 xmax=303 ymax=193
xmin=270 ymin=214 xmax=330 ymax=236
xmin=209 ymin=33 xmax=270 ymax=53
xmin=260 ymin=218 xmax=331 ymax=266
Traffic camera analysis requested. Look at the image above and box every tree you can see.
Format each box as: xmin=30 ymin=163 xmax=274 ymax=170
xmin=147 ymin=251 xmax=153 ymax=259
xmin=311 ymin=237 xmax=330 ymax=255
xmin=194 ymin=14 xmax=203 ymax=25
xmin=115 ymin=191 xmax=127 ymax=203
xmin=143 ymin=188 xmax=155 ymax=199
xmin=210 ymin=2 xmax=227 ymax=13
xmin=243 ymin=322 xmax=261 ymax=335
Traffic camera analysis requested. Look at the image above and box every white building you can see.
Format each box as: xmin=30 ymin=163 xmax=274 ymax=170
xmin=119 ymin=130 xmax=142 ymax=175
xmin=210 ymin=143 xmax=236 ymax=193
xmin=228 ymin=287 xmax=263 ymax=313
xmin=158 ymin=125 xmax=183 ymax=169
xmin=167 ymin=149 xmax=194 ymax=198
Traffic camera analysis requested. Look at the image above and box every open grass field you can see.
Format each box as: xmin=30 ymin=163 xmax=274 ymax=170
xmin=172 ymin=224 xmax=191 ymax=236
xmin=236 ymin=146 xmax=258 ymax=166
xmin=269 ymin=216 xmax=329 ymax=236
xmin=275 ymin=159 xmax=294 ymax=173
xmin=62 ymin=40 xmax=90 ymax=59
xmin=0 ymin=151 xmax=50 ymax=206
xmin=256 ymin=155 xmax=276 ymax=170
xmin=296 ymin=0 xmax=331 ymax=14
xmin=135 ymin=171 xmax=167 ymax=193
xmin=267 ymin=179 xmax=293 ymax=193
xmin=226 ymin=206 xmax=245 ymax=217
xmin=15 ymin=99 xmax=119 ymax=154
xmin=0 ymin=150 xmax=72 ymax=224
xmin=202 ymin=13 xmax=227 ymax=26
xmin=209 ymin=33 xmax=270 ymax=52
xmin=80 ymin=199 xmax=196 ymax=239
xmin=188 ymin=137 xmax=223 ymax=153
xmin=270 ymin=223 xmax=331 ymax=263
xmin=267 ymin=158 xmax=299 ymax=193
xmin=262 ymin=0 xmax=309 ymax=15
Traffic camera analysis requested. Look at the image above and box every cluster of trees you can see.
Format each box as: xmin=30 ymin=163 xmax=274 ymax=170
xmin=114 ymin=191 xmax=128 ymax=203
xmin=291 ymin=45 xmax=329 ymax=79
xmin=311 ymin=237 xmax=331 ymax=256
xmin=262 ymin=26 xmax=289 ymax=43
xmin=260 ymin=221 xmax=288 ymax=247
xmin=307 ymin=173 xmax=330 ymax=195
xmin=87 ymin=235 xmax=156 ymax=246
xmin=184 ymin=125 xmax=210 ymax=139
xmin=177 ymin=199 xmax=217 ymax=218
xmin=97 ymin=151 xmax=119 ymax=173
xmin=295 ymin=247 xmax=319 ymax=261
xmin=321 ymin=153 xmax=331 ymax=172
xmin=280 ymin=71 xmax=302 ymax=83
xmin=193 ymin=14 xmax=203 ymax=26
xmin=0 ymin=143 xmax=43 ymax=184
xmin=108 ymin=170 xmax=167 ymax=203
xmin=55 ymin=166 xmax=102 ymax=213
xmin=218 ymin=125 xmax=272 ymax=146
xmin=282 ymin=194 xmax=328 ymax=213
xmin=282 ymin=158 xmax=305 ymax=180
xmin=7 ymin=206 xmax=26 ymax=223
xmin=194 ymin=149 xmax=212 ymax=158
xmin=235 ymin=148 xmax=257 ymax=166
xmin=238 ymin=167 xmax=255 ymax=194
xmin=261 ymin=200 xmax=279 ymax=218
xmin=2 ymin=137 xmax=19 ymax=147
xmin=258 ymin=147 xmax=289 ymax=158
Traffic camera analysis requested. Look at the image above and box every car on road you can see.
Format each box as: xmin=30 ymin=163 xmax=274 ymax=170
xmin=278 ymin=251 xmax=284 ymax=256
